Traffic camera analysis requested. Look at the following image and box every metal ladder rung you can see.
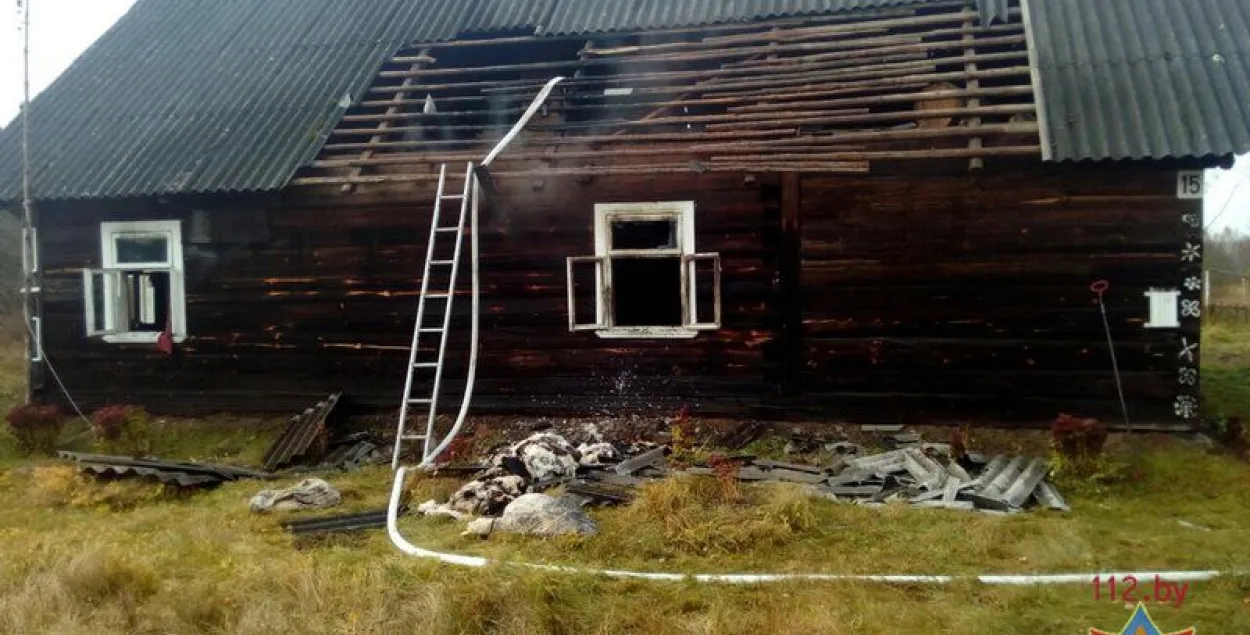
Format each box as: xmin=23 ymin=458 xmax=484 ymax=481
xmin=395 ymin=161 xmax=476 ymax=470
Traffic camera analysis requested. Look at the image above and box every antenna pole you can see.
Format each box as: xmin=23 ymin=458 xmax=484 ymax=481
xmin=18 ymin=0 xmax=41 ymax=403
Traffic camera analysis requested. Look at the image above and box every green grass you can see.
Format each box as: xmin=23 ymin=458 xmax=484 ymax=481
xmin=1 ymin=323 xmax=1249 ymax=633
xmin=1201 ymin=319 xmax=1250 ymax=421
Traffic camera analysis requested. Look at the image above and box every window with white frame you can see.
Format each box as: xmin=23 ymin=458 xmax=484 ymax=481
xmin=567 ymin=202 xmax=721 ymax=338
xmin=83 ymin=220 xmax=187 ymax=343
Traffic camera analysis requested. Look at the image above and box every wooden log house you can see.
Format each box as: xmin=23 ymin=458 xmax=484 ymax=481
xmin=2 ymin=0 xmax=1248 ymax=428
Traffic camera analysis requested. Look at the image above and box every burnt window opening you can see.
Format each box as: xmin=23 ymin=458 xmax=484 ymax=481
xmin=566 ymin=202 xmax=722 ymax=338
xmin=611 ymin=256 xmax=683 ymax=327
xmin=611 ymin=219 xmax=677 ymax=250
xmin=121 ymin=270 xmax=171 ymax=332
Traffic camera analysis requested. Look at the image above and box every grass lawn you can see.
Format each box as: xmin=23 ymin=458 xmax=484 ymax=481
xmin=1 ymin=327 xmax=1249 ymax=633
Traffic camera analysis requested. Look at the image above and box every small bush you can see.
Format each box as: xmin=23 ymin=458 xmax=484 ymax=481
xmin=90 ymin=405 xmax=152 ymax=456
xmin=5 ymin=403 xmax=65 ymax=456
xmin=1050 ymin=413 xmax=1107 ymax=458
xmin=1048 ymin=415 xmax=1129 ymax=496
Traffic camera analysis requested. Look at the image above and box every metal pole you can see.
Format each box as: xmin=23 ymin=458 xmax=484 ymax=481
xmin=19 ymin=0 xmax=40 ymax=403
xmin=1091 ymin=281 xmax=1130 ymax=430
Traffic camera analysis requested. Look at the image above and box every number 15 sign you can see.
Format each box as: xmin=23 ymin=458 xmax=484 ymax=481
xmin=1177 ymin=171 xmax=1205 ymax=199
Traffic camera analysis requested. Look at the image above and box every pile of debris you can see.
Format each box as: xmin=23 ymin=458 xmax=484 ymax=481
xmin=818 ymin=448 xmax=1069 ymax=513
xmin=262 ymin=393 xmax=387 ymax=473
xmin=414 ymin=429 xmax=1068 ymax=530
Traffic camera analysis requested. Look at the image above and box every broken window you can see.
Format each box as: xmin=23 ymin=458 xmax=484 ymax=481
xmin=567 ymin=202 xmax=721 ymax=338
xmin=83 ymin=220 xmax=187 ymax=343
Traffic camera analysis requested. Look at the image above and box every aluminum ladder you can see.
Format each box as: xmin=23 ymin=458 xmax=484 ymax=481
xmin=391 ymin=162 xmax=474 ymax=468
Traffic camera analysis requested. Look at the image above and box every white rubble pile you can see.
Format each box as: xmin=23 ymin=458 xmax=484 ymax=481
xmin=421 ymin=432 xmax=621 ymax=518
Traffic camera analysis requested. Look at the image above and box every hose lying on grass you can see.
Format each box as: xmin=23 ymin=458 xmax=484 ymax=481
xmin=386 ymin=467 xmax=1230 ymax=585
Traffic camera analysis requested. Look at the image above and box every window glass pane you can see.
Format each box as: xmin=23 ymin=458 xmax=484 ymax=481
xmin=611 ymin=219 xmax=677 ymax=250
xmin=115 ymin=234 xmax=170 ymax=264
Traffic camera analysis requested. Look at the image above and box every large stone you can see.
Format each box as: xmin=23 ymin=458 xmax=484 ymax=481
xmin=495 ymin=433 xmax=581 ymax=482
xmin=447 ymin=468 xmax=527 ymax=516
xmin=464 ymin=493 xmax=597 ymax=537
xmin=249 ymin=478 xmax=342 ymax=513
xmin=576 ymin=442 xmax=620 ymax=467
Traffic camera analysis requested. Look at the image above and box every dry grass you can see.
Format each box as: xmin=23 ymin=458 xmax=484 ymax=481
xmin=1 ymin=323 xmax=1250 ymax=632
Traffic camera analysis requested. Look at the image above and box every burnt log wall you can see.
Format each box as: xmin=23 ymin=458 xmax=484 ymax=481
xmin=33 ymin=163 xmax=1198 ymax=426
xmin=33 ymin=172 xmax=781 ymax=415
xmin=795 ymin=163 xmax=1199 ymax=424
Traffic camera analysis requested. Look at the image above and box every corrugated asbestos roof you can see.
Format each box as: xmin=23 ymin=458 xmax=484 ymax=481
xmin=0 ymin=0 xmax=1014 ymax=203
xmin=0 ymin=0 xmax=462 ymax=202
xmin=3 ymin=0 xmax=1246 ymax=202
xmin=1027 ymin=0 xmax=1250 ymax=161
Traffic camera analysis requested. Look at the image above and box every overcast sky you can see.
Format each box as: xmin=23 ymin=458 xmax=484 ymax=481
xmin=2 ymin=0 xmax=1248 ymax=234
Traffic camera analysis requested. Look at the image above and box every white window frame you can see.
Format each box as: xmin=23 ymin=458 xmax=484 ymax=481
xmin=84 ymin=220 xmax=187 ymax=344
xmin=566 ymin=201 xmax=721 ymax=339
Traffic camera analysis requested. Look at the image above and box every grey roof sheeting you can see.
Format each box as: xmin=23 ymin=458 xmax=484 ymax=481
xmin=3 ymin=0 xmax=1246 ymax=202
xmin=0 ymin=0 xmax=462 ymax=203
xmin=0 ymin=0 xmax=1013 ymax=203
xmin=1027 ymin=0 xmax=1250 ymax=161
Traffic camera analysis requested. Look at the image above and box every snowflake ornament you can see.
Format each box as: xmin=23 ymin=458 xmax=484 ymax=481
xmin=1179 ymin=337 xmax=1198 ymax=364
xmin=1184 ymin=276 xmax=1203 ymax=292
xmin=1178 ymin=367 xmax=1198 ymax=386
xmin=1181 ymin=243 xmax=1202 ymax=262
xmin=1180 ymin=299 xmax=1202 ymax=318
xmin=1174 ymin=395 xmax=1199 ymax=420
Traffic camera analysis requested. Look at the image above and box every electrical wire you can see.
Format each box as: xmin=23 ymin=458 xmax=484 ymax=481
xmin=1204 ymin=177 xmax=1248 ymax=231
xmin=24 ymin=318 xmax=92 ymax=427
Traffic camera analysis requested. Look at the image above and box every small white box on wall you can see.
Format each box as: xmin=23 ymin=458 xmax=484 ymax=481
xmin=1144 ymin=289 xmax=1180 ymax=328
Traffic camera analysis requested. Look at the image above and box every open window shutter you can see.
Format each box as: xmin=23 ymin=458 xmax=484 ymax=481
xmin=83 ymin=269 xmax=128 ymax=337
xmin=566 ymin=256 xmax=607 ymax=331
xmin=684 ymin=253 xmax=722 ymax=330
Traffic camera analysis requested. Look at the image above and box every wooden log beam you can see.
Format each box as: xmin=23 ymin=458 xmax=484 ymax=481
xmin=690 ymin=123 xmax=1039 ymax=150
xmin=704 ymin=104 xmax=1034 ymax=132
xmin=727 ymin=85 xmax=1033 ymax=113
xmin=320 ymin=129 xmax=799 ymax=153
xmin=340 ymin=48 xmax=432 ymax=192
xmin=707 ymin=65 xmax=1031 ymax=101
xmin=963 ymin=16 xmax=984 ymax=171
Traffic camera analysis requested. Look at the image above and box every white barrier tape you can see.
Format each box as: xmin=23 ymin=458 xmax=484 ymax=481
xmin=386 ymin=469 xmax=1230 ymax=585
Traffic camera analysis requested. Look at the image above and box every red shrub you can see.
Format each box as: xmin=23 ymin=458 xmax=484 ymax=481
xmin=1051 ymin=414 xmax=1108 ymax=458
xmin=707 ymin=452 xmax=744 ymax=503
xmin=90 ymin=405 xmax=151 ymax=455
xmin=5 ymin=403 xmax=65 ymax=456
